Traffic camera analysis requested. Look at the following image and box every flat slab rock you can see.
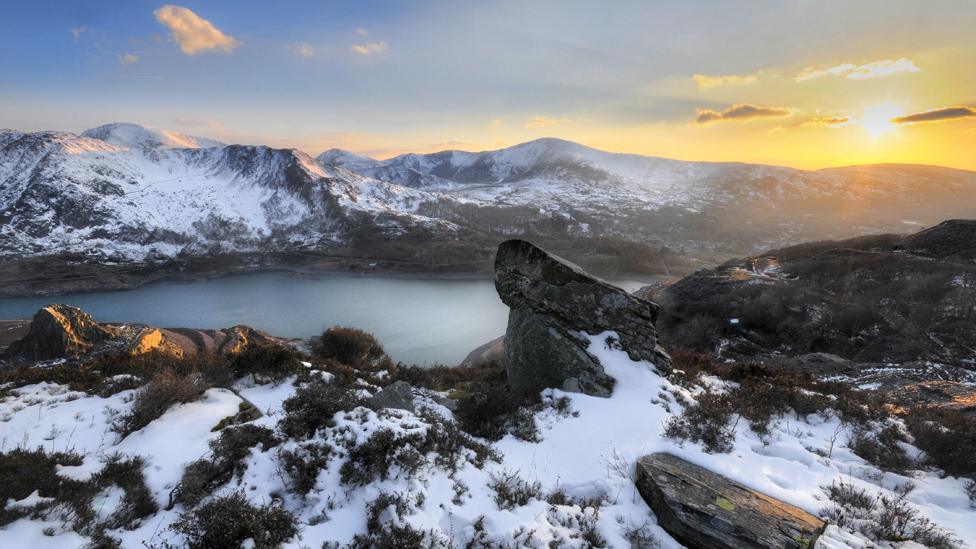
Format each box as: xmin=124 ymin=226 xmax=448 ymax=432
xmin=636 ymin=453 xmax=825 ymax=549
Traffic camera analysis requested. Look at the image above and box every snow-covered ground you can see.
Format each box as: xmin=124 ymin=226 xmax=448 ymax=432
xmin=0 ymin=334 xmax=973 ymax=547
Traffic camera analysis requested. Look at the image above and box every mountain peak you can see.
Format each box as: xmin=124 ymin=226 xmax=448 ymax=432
xmin=316 ymin=148 xmax=382 ymax=170
xmin=81 ymin=122 xmax=225 ymax=150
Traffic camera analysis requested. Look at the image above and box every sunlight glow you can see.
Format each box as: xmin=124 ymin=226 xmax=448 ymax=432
xmin=859 ymin=102 xmax=902 ymax=138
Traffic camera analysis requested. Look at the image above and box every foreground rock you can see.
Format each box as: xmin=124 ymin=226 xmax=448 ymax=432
xmin=636 ymin=453 xmax=825 ymax=549
xmin=495 ymin=239 xmax=671 ymax=397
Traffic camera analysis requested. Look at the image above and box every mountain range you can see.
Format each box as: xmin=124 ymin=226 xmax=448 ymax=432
xmin=2 ymin=122 xmax=976 ymax=290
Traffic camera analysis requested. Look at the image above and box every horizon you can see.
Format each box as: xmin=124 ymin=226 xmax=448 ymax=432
xmin=11 ymin=120 xmax=976 ymax=174
xmin=2 ymin=1 xmax=975 ymax=170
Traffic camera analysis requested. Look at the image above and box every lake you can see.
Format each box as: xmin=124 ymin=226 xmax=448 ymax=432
xmin=0 ymin=272 xmax=654 ymax=365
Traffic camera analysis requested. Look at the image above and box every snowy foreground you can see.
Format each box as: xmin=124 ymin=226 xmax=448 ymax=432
xmin=1 ymin=333 xmax=973 ymax=548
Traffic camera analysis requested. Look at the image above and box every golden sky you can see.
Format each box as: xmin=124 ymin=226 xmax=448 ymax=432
xmin=3 ymin=1 xmax=975 ymax=170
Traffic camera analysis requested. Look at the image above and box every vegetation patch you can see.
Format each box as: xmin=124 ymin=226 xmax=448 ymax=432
xmin=111 ymin=369 xmax=210 ymax=439
xmin=171 ymin=491 xmax=297 ymax=549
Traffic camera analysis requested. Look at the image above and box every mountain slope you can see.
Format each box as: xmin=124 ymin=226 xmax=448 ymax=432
xmin=0 ymin=126 xmax=448 ymax=261
xmin=322 ymin=139 xmax=976 ymax=253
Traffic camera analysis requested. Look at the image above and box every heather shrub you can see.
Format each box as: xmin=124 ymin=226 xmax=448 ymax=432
xmin=313 ymin=326 xmax=391 ymax=369
xmin=172 ymin=491 xmax=297 ymax=549
xmin=111 ymin=369 xmax=210 ymax=438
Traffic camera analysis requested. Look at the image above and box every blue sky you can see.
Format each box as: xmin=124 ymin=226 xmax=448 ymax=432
xmin=1 ymin=1 xmax=974 ymax=168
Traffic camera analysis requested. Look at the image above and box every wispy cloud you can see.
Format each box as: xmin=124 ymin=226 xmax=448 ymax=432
xmin=695 ymin=104 xmax=791 ymax=124
xmin=796 ymin=58 xmax=919 ymax=82
xmin=154 ymin=5 xmax=241 ymax=55
xmin=892 ymin=106 xmax=976 ymax=124
xmin=800 ymin=115 xmax=851 ymax=128
xmin=488 ymin=118 xmax=504 ymax=127
xmin=118 ymin=53 xmax=140 ymax=66
xmin=350 ymin=41 xmax=388 ymax=55
xmin=524 ymin=115 xmax=572 ymax=128
xmin=692 ymin=73 xmax=759 ymax=89
xmin=292 ymin=43 xmax=317 ymax=58
xmin=355 ymin=28 xmax=369 ymax=36
xmin=173 ymin=117 xmax=222 ymax=128
xmin=71 ymin=25 xmax=90 ymax=40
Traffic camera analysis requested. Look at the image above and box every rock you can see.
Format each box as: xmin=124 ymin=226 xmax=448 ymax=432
xmin=494 ymin=239 xmax=671 ymax=398
xmin=636 ymin=453 xmax=825 ymax=549
xmin=370 ymin=381 xmax=415 ymax=411
xmin=2 ymin=304 xmax=117 ymax=361
xmin=459 ymin=336 xmax=505 ymax=368
xmin=128 ymin=327 xmax=185 ymax=358
xmin=885 ymin=380 xmax=976 ymax=414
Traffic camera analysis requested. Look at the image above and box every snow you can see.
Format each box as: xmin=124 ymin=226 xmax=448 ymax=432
xmin=1 ymin=337 xmax=974 ymax=547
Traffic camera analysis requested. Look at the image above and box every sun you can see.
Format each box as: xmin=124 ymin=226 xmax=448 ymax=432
xmin=859 ymin=102 xmax=902 ymax=138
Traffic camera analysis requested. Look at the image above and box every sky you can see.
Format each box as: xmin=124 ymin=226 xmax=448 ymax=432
xmin=1 ymin=0 xmax=975 ymax=169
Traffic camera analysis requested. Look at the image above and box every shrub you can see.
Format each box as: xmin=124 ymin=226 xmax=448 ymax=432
xmin=175 ymin=425 xmax=280 ymax=507
xmin=392 ymin=360 xmax=507 ymax=392
xmin=821 ymin=479 xmax=957 ymax=549
xmin=904 ymin=408 xmax=976 ymax=477
xmin=279 ymin=441 xmax=333 ymax=495
xmin=172 ymin=491 xmax=297 ymax=549
xmin=663 ymin=390 xmax=735 ymax=453
xmin=340 ymin=413 xmax=497 ymax=487
xmin=312 ymin=326 xmax=390 ymax=369
xmin=229 ymin=344 xmax=303 ymax=383
xmin=0 ymin=448 xmax=154 ymax=538
xmin=847 ymin=424 xmax=914 ymax=475
xmin=454 ymin=384 xmax=538 ymax=441
xmin=347 ymin=492 xmax=428 ymax=549
xmin=91 ymin=454 xmax=157 ymax=529
xmin=0 ymin=447 xmax=88 ymax=527
xmin=111 ymin=370 xmax=210 ymax=438
xmin=488 ymin=470 xmax=542 ymax=510
xmin=278 ymin=380 xmax=364 ymax=439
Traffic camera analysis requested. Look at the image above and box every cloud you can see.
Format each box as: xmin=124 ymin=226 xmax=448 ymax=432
xmin=118 ymin=53 xmax=140 ymax=66
xmin=488 ymin=118 xmax=503 ymax=127
xmin=695 ymin=104 xmax=791 ymax=124
xmin=356 ymin=28 xmax=369 ymax=36
xmin=292 ymin=43 xmax=316 ymax=58
xmin=350 ymin=41 xmax=388 ymax=55
xmin=800 ymin=115 xmax=851 ymax=128
xmin=154 ymin=5 xmax=241 ymax=55
xmin=796 ymin=58 xmax=919 ymax=82
xmin=524 ymin=115 xmax=572 ymax=128
xmin=173 ymin=117 xmax=222 ymax=128
xmin=71 ymin=25 xmax=90 ymax=40
xmin=692 ymin=73 xmax=758 ymax=89
xmin=892 ymin=106 xmax=976 ymax=124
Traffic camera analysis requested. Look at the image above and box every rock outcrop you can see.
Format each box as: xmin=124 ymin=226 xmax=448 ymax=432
xmin=494 ymin=239 xmax=671 ymax=397
xmin=2 ymin=305 xmax=287 ymax=364
xmin=2 ymin=304 xmax=117 ymax=361
xmin=370 ymin=381 xmax=416 ymax=412
xmin=636 ymin=453 xmax=825 ymax=549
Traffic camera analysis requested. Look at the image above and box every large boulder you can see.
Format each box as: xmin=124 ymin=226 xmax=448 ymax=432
xmin=2 ymin=304 xmax=117 ymax=361
xmin=494 ymin=239 xmax=671 ymax=397
xmin=636 ymin=453 xmax=825 ymax=549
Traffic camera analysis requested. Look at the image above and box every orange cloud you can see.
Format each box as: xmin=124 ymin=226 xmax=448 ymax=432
xmin=892 ymin=106 xmax=976 ymax=124
xmin=154 ymin=5 xmax=241 ymax=55
xmin=695 ymin=104 xmax=791 ymax=124
xmin=524 ymin=115 xmax=572 ymax=128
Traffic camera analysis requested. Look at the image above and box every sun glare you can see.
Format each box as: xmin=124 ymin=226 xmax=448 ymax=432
xmin=859 ymin=102 xmax=902 ymax=138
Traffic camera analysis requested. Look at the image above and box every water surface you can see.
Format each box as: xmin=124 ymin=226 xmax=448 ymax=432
xmin=0 ymin=272 xmax=657 ymax=365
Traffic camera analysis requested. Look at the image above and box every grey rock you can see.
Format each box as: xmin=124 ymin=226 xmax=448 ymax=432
xmin=494 ymin=239 xmax=671 ymax=398
xmin=636 ymin=453 xmax=825 ymax=549
xmin=459 ymin=335 xmax=505 ymax=368
xmin=371 ymin=381 xmax=415 ymax=412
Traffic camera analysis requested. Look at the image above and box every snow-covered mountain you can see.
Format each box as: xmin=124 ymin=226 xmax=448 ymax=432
xmin=0 ymin=125 xmax=447 ymax=261
xmin=323 ymin=138 xmax=976 ymax=251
